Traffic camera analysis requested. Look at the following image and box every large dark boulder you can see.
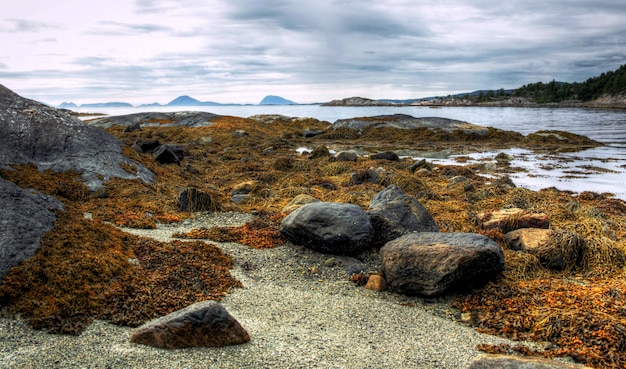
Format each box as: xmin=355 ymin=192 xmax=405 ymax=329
xmin=130 ymin=300 xmax=250 ymax=349
xmin=380 ymin=232 xmax=504 ymax=296
xmin=367 ymin=185 xmax=439 ymax=246
xmin=280 ymin=202 xmax=375 ymax=255
xmin=0 ymin=84 xmax=153 ymax=190
xmin=0 ymin=178 xmax=63 ymax=281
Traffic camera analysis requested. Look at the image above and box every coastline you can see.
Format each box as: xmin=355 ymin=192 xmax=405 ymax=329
xmin=1 ymin=213 xmax=531 ymax=369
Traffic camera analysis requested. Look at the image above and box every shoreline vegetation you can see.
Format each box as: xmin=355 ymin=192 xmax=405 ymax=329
xmin=1 ymin=109 xmax=625 ymax=368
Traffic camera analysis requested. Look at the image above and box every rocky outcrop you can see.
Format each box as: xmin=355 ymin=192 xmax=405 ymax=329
xmin=280 ymin=202 xmax=375 ymax=255
xmin=0 ymin=178 xmax=64 ymax=281
xmin=380 ymin=232 xmax=504 ymax=296
xmin=0 ymin=84 xmax=153 ymax=190
xmin=467 ymin=354 xmax=593 ymax=368
xmin=322 ymin=96 xmax=398 ymax=106
xmin=130 ymin=300 xmax=250 ymax=349
xmin=86 ymin=111 xmax=222 ymax=129
xmin=332 ymin=114 xmax=490 ymax=135
xmin=367 ymin=185 xmax=439 ymax=246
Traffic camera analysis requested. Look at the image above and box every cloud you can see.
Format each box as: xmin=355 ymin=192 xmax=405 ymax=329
xmin=2 ymin=0 xmax=626 ymax=104
xmin=0 ymin=18 xmax=58 ymax=33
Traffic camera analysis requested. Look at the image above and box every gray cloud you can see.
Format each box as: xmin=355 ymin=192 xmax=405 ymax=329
xmin=2 ymin=0 xmax=625 ymax=104
xmin=0 ymin=18 xmax=58 ymax=33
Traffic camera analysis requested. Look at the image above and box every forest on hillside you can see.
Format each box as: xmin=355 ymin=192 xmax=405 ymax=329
xmin=510 ymin=64 xmax=626 ymax=103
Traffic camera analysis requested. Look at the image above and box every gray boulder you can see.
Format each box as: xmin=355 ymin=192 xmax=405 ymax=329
xmin=130 ymin=300 xmax=250 ymax=349
xmin=280 ymin=202 xmax=375 ymax=255
xmin=380 ymin=232 xmax=504 ymax=296
xmin=367 ymin=185 xmax=439 ymax=246
xmin=467 ymin=354 xmax=592 ymax=368
xmin=0 ymin=178 xmax=63 ymax=281
xmin=0 ymin=84 xmax=153 ymax=190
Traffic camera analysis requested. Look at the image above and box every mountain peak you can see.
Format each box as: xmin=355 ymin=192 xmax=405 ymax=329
xmin=259 ymin=95 xmax=297 ymax=105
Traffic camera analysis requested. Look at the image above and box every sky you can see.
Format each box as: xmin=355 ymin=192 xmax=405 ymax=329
xmin=1 ymin=0 xmax=625 ymax=105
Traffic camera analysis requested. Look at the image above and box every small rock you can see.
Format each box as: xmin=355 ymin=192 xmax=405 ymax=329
xmin=370 ymin=151 xmax=399 ymax=161
xmin=233 ymin=130 xmax=248 ymax=137
xmin=365 ymin=275 xmax=387 ymax=292
xmin=130 ymin=300 xmax=250 ymax=349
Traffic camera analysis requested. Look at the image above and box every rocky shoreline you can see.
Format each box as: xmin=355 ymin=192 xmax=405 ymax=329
xmin=1 ymin=84 xmax=621 ymax=368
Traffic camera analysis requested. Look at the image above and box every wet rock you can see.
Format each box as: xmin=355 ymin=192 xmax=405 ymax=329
xmin=280 ymin=202 xmax=374 ymax=255
xmin=370 ymin=151 xmax=399 ymax=161
xmin=478 ymin=208 xmax=550 ymax=232
xmin=380 ymin=232 xmax=504 ymax=296
xmin=367 ymin=185 xmax=439 ymax=246
xmin=130 ymin=300 xmax=250 ymax=349
xmin=0 ymin=178 xmax=63 ymax=281
xmin=467 ymin=354 xmax=592 ymax=368
xmin=179 ymin=188 xmax=218 ymax=212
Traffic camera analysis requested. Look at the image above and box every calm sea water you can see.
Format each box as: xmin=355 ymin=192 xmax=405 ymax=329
xmin=77 ymin=105 xmax=626 ymax=200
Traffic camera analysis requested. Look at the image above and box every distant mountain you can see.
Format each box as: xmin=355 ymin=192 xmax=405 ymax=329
xmin=139 ymin=102 xmax=163 ymax=107
xmin=79 ymin=102 xmax=133 ymax=108
xmin=167 ymin=95 xmax=222 ymax=106
xmin=58 ymin=102 xmax=78 ymax=108
xmin=259 ymin=95 xmax=297 ymax=105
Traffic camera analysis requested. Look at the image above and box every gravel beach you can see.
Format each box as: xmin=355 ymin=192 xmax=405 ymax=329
xmin=1 ymin=212 xmax=523 ymax=369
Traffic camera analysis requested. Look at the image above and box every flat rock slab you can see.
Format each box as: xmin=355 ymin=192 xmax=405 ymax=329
xmin=333 ymin=114 xmax=489 ymax=135
xmin=478 ymin=208 xmax=549 ymax=232
xmin=87 ymin=111 xmax=222 ymax=128
xmin=130 ymin=300 xmax=250 ymax=349
xmin=468 ymin=354 xmax=593 ymax=368
xmin=380 ymin=232 xmax=504 ymax=296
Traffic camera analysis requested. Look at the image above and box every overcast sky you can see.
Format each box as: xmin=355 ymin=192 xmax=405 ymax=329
xmin=1 ymin=0 xmax=625 ymax=105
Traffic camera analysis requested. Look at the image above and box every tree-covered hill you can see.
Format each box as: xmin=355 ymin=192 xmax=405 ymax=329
xmin=512 ymin=64 xmax=626 ymax=103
